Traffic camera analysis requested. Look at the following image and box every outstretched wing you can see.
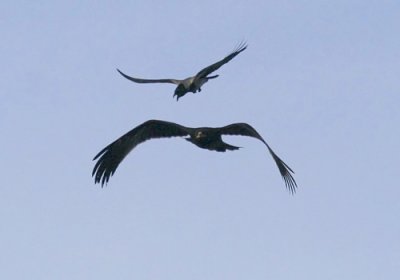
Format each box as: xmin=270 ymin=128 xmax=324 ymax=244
xmin=195 ymin=42 xmax=247 ymax=78
xmin=92 ymin=120 xmax=190 ymax=187
xmin=219 ymin=123 xmax=297 ymax=193
xmin=117 ymin=69 xmax=181 ymax=85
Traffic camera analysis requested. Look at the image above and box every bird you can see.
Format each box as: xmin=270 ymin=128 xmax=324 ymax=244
xmin=92 ymin=120 xmax=297 ymax=193
xmin=116 ymin=42 xmax=247 ymax=100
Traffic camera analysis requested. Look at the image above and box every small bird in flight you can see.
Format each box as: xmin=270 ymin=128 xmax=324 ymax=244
xmin=117 ymin=42 xmax=247 ymax=100
xmin=92 ymin=120 xmax=297 ymax=193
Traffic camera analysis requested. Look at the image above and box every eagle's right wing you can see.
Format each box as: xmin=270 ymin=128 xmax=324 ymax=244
xmin=92 ymin=120 xmax=190 ymax=186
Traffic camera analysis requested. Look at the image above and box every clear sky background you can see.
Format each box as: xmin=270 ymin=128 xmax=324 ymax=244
xmin=1 ymin=1 xmax=399 ymax=279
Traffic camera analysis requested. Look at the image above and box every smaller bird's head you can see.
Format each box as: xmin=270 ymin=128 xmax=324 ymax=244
xmin=173 ymin=85 xmax=187 ymax=101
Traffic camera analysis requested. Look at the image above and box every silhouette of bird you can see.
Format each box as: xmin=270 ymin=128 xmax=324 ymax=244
xmin=117 ymin=42 xmax=247 ymax=100
xmin=92 ymin=120 xmax=297 ymax=193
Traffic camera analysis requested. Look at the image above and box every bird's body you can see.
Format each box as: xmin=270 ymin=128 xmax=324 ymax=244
xmin=117 ymin=42 xmax=247 ymax=100
xmin=92 ymin=120 xmax=297 ymax=193
xmin=185 ymin=128 xmax=240 ymax=152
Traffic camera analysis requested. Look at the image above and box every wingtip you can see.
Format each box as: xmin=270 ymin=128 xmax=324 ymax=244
xmin=284 ymin=173 xmax=297 ymax=195
xmin=235 ymin=40 xmax=248 ymax=53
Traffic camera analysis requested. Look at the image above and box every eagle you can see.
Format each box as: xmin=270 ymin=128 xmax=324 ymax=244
xmin=92 ymin=120 xmax=297 ymax=193
xmin=117 ymin=42 xmax=247 ymax=100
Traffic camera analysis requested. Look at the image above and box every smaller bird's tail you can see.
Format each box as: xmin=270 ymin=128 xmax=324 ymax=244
xmin=207 ymin=75 xmax=219 ymax=79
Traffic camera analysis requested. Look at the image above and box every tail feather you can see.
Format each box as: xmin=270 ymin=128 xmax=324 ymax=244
xmin=207 ymin=75 xmax=219 ymax=79
xmin=217 ymin=143 xmax=240 ymax=152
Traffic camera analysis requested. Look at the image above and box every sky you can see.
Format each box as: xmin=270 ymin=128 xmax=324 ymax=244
xmin=1 ymin=0 xmax=400 ymax=279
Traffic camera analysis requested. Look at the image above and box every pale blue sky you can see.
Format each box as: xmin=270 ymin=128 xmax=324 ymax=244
xmin=1 ymin=1 xmax=399 ymax=279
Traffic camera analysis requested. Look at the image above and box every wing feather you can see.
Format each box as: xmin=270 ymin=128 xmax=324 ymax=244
xmin=92 ymin=120 xmax=190 ymax=186
xmin=117 ymin=69 xmax=181 ymax=85
xmin=195 ymin=42 xmax=247 ymax=78
xmin=219 ymin=123 xmax=297 ymax=193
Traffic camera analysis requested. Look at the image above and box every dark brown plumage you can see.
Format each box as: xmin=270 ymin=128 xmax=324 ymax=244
xmin=92 ymin=120 xmax=297 ymax=193
xmin=117 ymin=42 xmax=247 ymax=100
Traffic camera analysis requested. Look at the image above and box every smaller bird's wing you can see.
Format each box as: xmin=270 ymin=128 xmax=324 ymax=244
xmin=219 ymin=123 xmax=297 ymax=193
xmin=117 ymin=69 xmax=181 ymax=85
xmin=92 ymin=120 xmax=190 ymax=187
xmin=195 ymin=42 xmax=247 ymax=78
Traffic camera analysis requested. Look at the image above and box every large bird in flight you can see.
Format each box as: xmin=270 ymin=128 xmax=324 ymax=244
xmin=92 ymin=120 xmax=297 ymax=193
xmin=117 ymin=42 xmax=247 ymax=100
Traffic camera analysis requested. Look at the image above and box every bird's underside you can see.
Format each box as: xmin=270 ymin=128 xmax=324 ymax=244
xmin=117 ymin=42 xmax=247 ymax=100
xmin=92 ymin=120 xmax=297 ymax=193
